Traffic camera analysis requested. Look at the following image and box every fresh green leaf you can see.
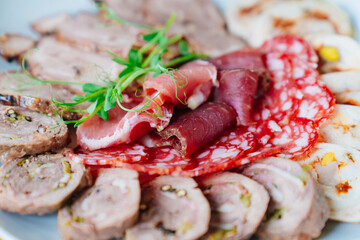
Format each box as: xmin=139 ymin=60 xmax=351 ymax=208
xmin=83 ymin=83 xmax=105 ymax=93
xmin=128 ymin=48 xmax=142 ymax=66
xmin=143 ymin=31 xmax=159 ymax=42
xmin=97 ymin=108 xmax=109 ymax=121
xmin=119 ymin=66 xmax=134 ymax=78
xmin=179 ymin=40 xmax=189 ymax=55
xmin=107 ymin=50 xmax=129 ymax=66
xmin=104 ymin=88 xmax=116 ymax=111
xmin=72 ymin=94 xmax=84 ymax=102
xmin=87 ymin=99 xmax=99 ymax=115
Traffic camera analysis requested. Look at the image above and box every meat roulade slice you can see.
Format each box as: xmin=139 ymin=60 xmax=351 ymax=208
xmin=197 ymin=172 xmax=269 ymax=240
xmin=0 ymin=153 xmax=91 ymax=215
xmin=58 ymin=168 xmax=140 ymax=240
xmin=0 ymin=105 xmax=68 ymax=162
xmin=242 ymin=157 xmax=329 ymax=240
xmin=126 ymin=175 xmax=211 ymax=240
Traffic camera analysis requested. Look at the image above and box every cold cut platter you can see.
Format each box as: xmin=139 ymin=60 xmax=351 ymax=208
xmin=1 ymin=0 xmax=360 ymax=239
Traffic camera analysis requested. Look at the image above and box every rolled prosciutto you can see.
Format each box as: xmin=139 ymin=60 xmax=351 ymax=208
xmin=126 ymin=175 xmax=211 ymax=240
xmin=197 ymin=172 xmax=269 ymax=240
xmin=158 ymin=102 xmax=237 ymax=157
xmin=210 ymin=49 xmax=266 ymax=72
xmin=214 ymin=69 xmax=260 ymax=126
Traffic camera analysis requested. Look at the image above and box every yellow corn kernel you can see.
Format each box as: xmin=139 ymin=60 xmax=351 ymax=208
xmin=319 ymin=46 xmax=340 ymax=62
xmin=321 ymin=152 xmax=336 ymax=166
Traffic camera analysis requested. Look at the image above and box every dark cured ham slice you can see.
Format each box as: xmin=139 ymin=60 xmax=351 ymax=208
xmin=158 ymin=102 xmax=236 ymax=157
xmin=214 ymin=69 xmax=260 ymax=126
xmin=77 ymin=98 xmax=173 ymax=151
xmin=210 ymin=49 xmax=266 ymax=72
xmin=143 ymin=60 xmax=217 ymax=108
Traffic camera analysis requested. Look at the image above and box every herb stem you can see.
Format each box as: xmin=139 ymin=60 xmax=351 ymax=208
xmin=165 ymin=53 xmax=209 ymax=68
xmin=141 ymin=34 xmax=182 ymax=68
xmin=138 ymin=13 xmax=176 ymax=55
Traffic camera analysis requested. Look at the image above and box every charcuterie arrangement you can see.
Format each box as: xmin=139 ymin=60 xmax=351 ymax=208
xmin=1 ymin=0 xmax=360 ymax=239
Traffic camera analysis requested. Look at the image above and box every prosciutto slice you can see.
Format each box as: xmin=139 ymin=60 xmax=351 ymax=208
xmin=77 ymin=98 xmax=173 ymax=150
xmin=210 ymin=49 xmax=266 ymax=72
xmin=214 ymin=69 xmax=260 ymax=126
xmin=143 ymin=60 xmax=217 ymax=109
xmin=158 ymin=102 xmax=237 ymax=157
xmin=78 ymin=61 xmax=217 ymax=151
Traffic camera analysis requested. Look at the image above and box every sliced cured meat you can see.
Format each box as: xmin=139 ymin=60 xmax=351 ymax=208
xmin=125 ymin=175 xmax=211 ymax=240
xmin=0 ymin=153 xmax=91 ymax=215
xmin=0 ymin=71 xmax=85 ymax=120
xmin=68 ymin=145 xmax=194 ymax=176
xmin=58 ymin=168 xmax=140 ymax=240
xmin=99 ymin=0 xmax=147 ymax=25
xmin=214 ymin=69 xmax=260 ymax=126
xmin=180 ymin=129 xmax=256 ymax=177
xmin=242 ymin=157 xmax=329 ymax=240
xmin=319 ymin=104 xmax=360 ymax=150
xmin=306 ymin=34 xmax=360 ymax=73
xmin=197 ymin=172 xmax=269 ymax=240
xmin=143 ymin=60 xmax=217 ymax=108
xmin=158 ymin=102 xmax=236 ymax=157
xmin=321 ymin=71 xmax=360 ymax=106
xmin=68 ymin=142 xmax=148 ymax=166
xmin=76 ymin=97 xmax=173 ymax=150
xmin=0 ymin=34 xmax=36 ymax=61
xmin=0 ymin=33 xmax=36 ymax=60
xmin=185 ymin=29 xmax=246 ymax=58
xmin=32 ymin=14 xmax=70 ymax=35
xmin=144 ymin=0 xmax=224 ymax=30
xmin=56 ymin=13 xmax=143 ymax=57
xmin=271 ymin=118 xmax=319 ymax=158
xmin=262 ymin=35 xmax=317 ymax=63
xmin=0 ymin=106 xmax=68 ymax=163
xmin=227 ymin=0 xmax=353 ymax=47
xmin=321 ymin=71 xmax=360 ymax=94
xmin=298 ymin=143 xmax=360 ymax=222
xmin=210 ymin=49 xmax=265 ymax=71
xmin=26 ymin=37 xmax=122 ymax=94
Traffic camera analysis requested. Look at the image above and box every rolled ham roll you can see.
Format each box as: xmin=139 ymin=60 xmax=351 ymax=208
xmin=0 ymin=153 xmax=91 ymax=215
xmin=197 ymin=172 xmax=269 ymax=240
xmin=58 ymin=168 xmax=140 ymax=240
xmin=126 ymin=175 xmax=211 ymax=240
xmin=158 ymin=102 xmax=236 ymax=157
xmin=242 ymin=157 xmax=329 ymax=240
xmin=213 ymin=69 xmax=260 ymax=126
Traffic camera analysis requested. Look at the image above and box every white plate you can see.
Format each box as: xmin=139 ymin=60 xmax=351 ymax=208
xmin=0 ymin=0 xmax=360 ymax=239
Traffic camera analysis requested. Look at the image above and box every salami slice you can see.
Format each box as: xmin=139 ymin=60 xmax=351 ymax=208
xmin=261 ymin=35 xmax=317 ymax=64
xmin=179 ymin=129 xmax=256 ymax=177
xmin=67 ymin=143 xmax=148 ymax=166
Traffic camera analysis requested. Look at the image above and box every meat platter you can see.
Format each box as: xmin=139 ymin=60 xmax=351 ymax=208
xmin=1 ymin=0 xmax=360 ymax=239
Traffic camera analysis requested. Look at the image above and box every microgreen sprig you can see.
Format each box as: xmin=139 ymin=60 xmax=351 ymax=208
xmin=17 ymin=6 xmax=208 ymax=127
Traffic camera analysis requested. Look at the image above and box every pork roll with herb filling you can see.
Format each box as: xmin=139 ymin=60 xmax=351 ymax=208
xmin=0 ymin=106 xmax=68 ymax=162
xmin=0 ymin=72 xmax=86 ymax=120
xmin=158 ymin=102 xmax=236 ymax=157
xmin=242 ymin=157 xmax=329 ymax=240
xmin=0 ymin=153 xmax=91 ymax=215
xmin=126 ymin=175 xmax=211 ymax=240
xmin=298 ymin=143 xmax=360 ymax=222
xmin=58 ymin=168 xmax=140 ymax=240
xmin=25 ymin=37 xmax=122 ymax=94
xmin=197 ymin=172 xmax=269 ymax=240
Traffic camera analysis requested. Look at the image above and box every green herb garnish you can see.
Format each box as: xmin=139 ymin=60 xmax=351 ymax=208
xmin=16 ymin=5 xmax=207 ymax=127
